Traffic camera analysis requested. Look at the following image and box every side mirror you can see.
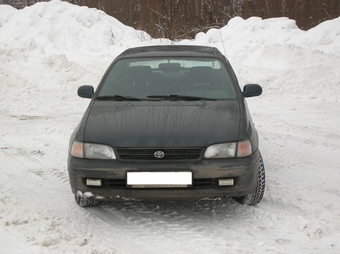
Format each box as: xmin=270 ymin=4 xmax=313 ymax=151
xmin=242 ymin=84 xmax=262 ymax=98
xmin=77 ymin=85 xmax=94 ymax=98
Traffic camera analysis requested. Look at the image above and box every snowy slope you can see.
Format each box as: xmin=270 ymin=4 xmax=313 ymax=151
xmin=0 ymin=1 xmax=340 ymax=253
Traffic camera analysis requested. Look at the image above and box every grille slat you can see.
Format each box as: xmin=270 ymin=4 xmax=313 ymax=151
xmin=116 ymin=148 xmax=203 ymax=160
xmin=102 ymin=179 xmax=126 ymax=187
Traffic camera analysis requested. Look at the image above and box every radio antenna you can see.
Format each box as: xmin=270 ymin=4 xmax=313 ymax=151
xmin=219 ymin=28 xmax=227 ymax=56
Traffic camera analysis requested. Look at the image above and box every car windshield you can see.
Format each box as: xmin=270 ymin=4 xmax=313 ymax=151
xmin=97 ymin=57 xmax=237 ymax=100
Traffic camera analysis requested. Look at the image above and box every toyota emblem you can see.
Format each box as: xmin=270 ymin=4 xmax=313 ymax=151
xmin=154 ymin=151 xmax=165 ymax=159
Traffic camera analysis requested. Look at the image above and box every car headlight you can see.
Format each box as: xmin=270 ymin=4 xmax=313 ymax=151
xmin=70 ymin=141 xmax=116 ymax=159
xmin=204 ymin=143 xmax=236 ymax=158
xmin=204 ymin=140 xmax=252 ymax=158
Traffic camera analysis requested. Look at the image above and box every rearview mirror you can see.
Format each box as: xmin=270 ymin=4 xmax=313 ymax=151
xmin=78 ymin=85 xmax=94 ymax=98
xmin=242 ymin=84 xmax=262 ymax=98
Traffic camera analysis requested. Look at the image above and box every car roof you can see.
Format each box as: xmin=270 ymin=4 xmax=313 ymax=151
xmin=115 ymin=45 xmax=226 ymax=60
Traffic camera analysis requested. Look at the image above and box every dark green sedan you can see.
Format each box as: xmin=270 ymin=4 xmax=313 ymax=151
xmin=68 ymin=45 xmax=265 ymax=207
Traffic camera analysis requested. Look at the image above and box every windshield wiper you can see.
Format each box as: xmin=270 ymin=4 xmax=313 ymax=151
xmin=97 ymin=95 xmax=162 ymax=101
xmin=96 ymin=95 xmax=142 ymax=101
xmin=147 ymin=94 xmax=216 ymax=101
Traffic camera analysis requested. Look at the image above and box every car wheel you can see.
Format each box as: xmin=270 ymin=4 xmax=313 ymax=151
xmin=75 ymin=191 xmax=98 ymax=207
xmin=234 ymin=152 xmax=265 ymax=206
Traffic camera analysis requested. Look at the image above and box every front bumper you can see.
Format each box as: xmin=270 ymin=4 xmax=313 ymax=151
xmin=67 ymin=150 xmax=260 ymax=200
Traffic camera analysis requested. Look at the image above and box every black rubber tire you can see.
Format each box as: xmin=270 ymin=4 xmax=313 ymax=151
xmin=234 ymin=152 xmax=266 ymax=206
xmin=75 ymin=192 xmax=98 ymax=207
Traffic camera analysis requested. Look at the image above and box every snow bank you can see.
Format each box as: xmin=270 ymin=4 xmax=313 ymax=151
xmin=1 ymin=1 xmax=339 ymax=103
xmin=181 ymin=16 xmax=340 ymax=103
xmin=186 ymin=16 xmax=340 ymax=57
xmin=2 ymin=1 xmax=339 ymax=59
xmin=0 ymin=4 xmax=17 ymax=26
xmin=0 ymin=0 xmax=156 ymax=59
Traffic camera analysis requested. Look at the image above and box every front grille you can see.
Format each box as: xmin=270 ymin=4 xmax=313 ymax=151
xmin=116 ymin=148 xmax=203 ymax=160
xmin=193 ymin=178 xmax=218 ymax=187
xmin=101 ymin=179 xmax=126 ymax=188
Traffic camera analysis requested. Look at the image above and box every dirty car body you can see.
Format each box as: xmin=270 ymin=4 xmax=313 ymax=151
xmin=67 ymin=45 xmax=265 ymax=207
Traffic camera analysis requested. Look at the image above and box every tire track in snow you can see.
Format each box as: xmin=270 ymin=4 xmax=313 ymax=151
xmin=91 ymin=185 xmax=339 ymax=251
xmin=0 ymin=142 xmax=69 ymax=186
xmin=250 ymin=103 xmax=340 ymax=245
xmin=87 ymin=199 xmax=257 ymax=253
xmin=88 ymin=198 xmax=334 ymax=253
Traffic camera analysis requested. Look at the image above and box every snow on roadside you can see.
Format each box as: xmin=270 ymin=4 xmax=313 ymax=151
xmin=0 ymin=1 xmax=340 ymax=253
xmin=0 ymin=0 xmax=170 ymax=64
xmin=180 ymin=16 xmax=340 ymax=103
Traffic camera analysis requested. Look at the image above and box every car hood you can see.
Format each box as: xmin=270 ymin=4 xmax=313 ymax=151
xmin=83 ymin=100 xmax=240 ymax=147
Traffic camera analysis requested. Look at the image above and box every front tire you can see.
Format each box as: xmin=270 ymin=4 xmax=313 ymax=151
xmin=234 ymin=152 xmax=265 ymax=206
xmin=75 ymin=191 xmax=98 ymax=207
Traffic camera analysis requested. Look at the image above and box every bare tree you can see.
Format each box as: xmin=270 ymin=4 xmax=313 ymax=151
xmin=4 ymin=0 xmax=340 ymax=39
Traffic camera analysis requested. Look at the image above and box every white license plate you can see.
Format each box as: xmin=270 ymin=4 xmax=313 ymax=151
xmin=127 ymin=172 xmax=192 ymax=188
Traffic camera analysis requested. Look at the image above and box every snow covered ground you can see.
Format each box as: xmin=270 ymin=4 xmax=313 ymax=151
xmin=1 ymin=1 xmax=340 ymax=253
